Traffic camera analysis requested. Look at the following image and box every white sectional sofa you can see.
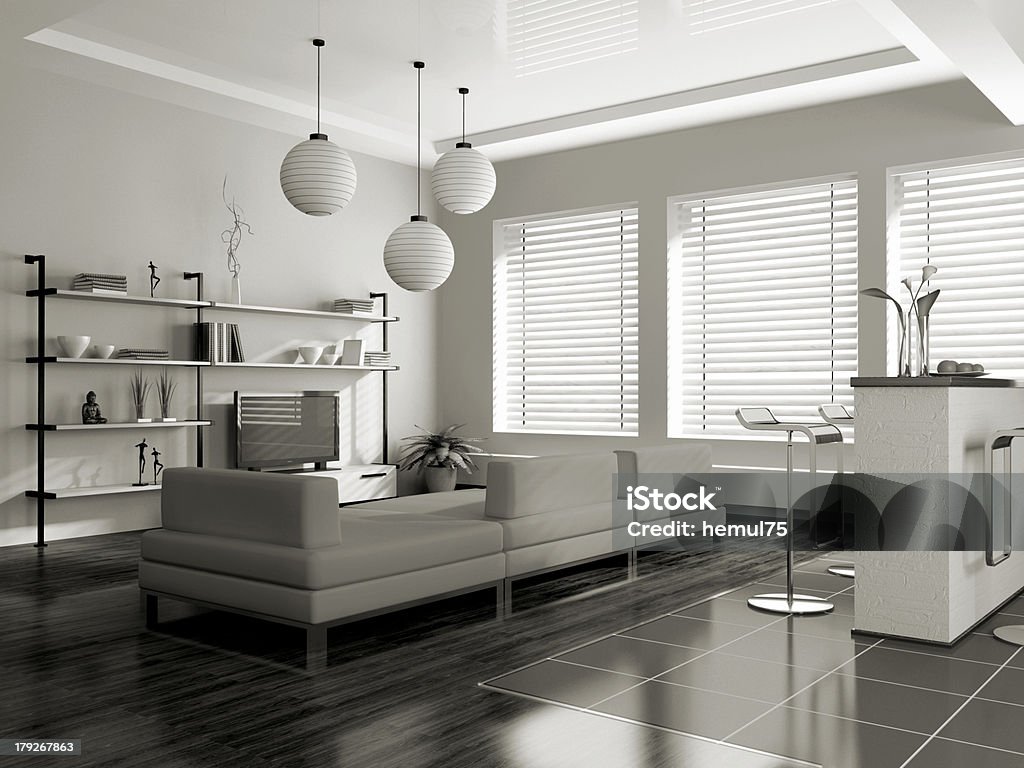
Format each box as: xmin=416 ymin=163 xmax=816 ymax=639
xmin=139 ymin=447 xmax=712 ymax=666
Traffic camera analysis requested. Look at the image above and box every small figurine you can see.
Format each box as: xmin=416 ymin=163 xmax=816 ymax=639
xmin=148 ymin=261 xmax=160 ymax=298
xmin=133 ymin=438 xmax=148 ymax=486
xmin=81 ymin=391 xmax=107 ymax=424
xmin=151 ymin=447 xmax=164 ymax=485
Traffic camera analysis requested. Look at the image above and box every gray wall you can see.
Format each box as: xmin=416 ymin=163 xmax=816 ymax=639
xmin=0 ymin=61 xmax=439 ymax=545
xmin=437 ymin=80 xmax=1024 ymax=471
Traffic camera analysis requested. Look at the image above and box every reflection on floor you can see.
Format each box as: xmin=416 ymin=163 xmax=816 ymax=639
xmin=484 ymin=554 xmax=1024 ymax=768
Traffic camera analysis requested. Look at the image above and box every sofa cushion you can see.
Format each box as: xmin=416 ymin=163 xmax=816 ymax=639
xmin=485 ymin=453 xmax=618 ymax=518
xmin=491 ymin=502 xmax=614 ymax=549
xmin=160 ymin=468 xmax=342 ymax=548
xmin=141 ymin=511 xmax=502 ymax=589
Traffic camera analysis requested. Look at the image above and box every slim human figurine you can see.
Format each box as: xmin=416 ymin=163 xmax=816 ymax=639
xmin=151 ymin=447 xmax=164 ymax=485
xmin=148 ymin=261 xmax=160 ymax=297
xmin=134 ymin=438 xmax=148 ymax=486
xmin=81 ymin=391 xmax=107 ymax=424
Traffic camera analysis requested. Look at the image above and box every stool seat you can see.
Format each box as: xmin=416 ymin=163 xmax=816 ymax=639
xmin=735 ymin=407 xmax=836 ymax=616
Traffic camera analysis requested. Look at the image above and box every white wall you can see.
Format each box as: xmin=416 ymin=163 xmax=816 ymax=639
xmin=437 ymin=79 xmax=1024 ymax=472
xmin=0 ymin=61 xmax=440 ymax=546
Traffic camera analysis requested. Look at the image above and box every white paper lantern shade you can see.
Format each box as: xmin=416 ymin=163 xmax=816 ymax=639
xmin=383 ymin=216 xmax=455 ymax=292
xmin=280 ymin=133 xmax=357 ymax=216
xmin=432 ymin=143 xmax=496 ymax=214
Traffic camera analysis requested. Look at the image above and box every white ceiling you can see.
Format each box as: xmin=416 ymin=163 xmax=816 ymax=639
xmin=5 ymin=0 xmax=1024 ymax=165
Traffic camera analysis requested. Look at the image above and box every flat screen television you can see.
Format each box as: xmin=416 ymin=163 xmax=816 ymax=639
xmin=234 ymin=391 xmax=340 ymax=470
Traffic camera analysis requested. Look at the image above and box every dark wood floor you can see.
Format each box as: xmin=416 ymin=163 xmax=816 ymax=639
xmin=0 ymin=532 xmax=816 ymax=767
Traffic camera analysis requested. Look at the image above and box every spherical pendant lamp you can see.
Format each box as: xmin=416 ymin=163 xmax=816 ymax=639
xmin=432 ymin=87 xmax=495 ymax=214
xmin=280 ymin=39 xmax=356 ymax=216
xmin=383 ymin=61 xmax=455 ymax=292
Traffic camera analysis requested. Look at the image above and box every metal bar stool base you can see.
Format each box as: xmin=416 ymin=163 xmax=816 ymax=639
xmin=748 ymin=593 xmax=834 ymax=615
xmin=827 ymin=565 xmax=855 ymax=579
xmin=994 ymin=626 xmax=1024 ymax=646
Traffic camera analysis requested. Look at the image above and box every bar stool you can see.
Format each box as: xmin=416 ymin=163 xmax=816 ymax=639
xmin=736 ymin=407 xmax=840 ymax=615
xmin=817 ymin=404 xmax=855 ymax=580
xmin=987 ymin=428 xmax=1022 ymax=646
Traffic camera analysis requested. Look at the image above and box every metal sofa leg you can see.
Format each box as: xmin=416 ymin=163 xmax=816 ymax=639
xmin=502 ymin=577 xmax=512 ymax=619
xmin=144 ymin=593 xmax=158 ymax=629
xmin=306 ymin=625 xmax=327 ymax=671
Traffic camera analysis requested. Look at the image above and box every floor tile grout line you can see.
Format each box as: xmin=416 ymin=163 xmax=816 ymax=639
xmin=871 ymin=642 xmax=1012 ymax=668
xmin=931 ymin=734 xmax=1024 ymax=757
xmin=774 ymin=703 xmax=935 ymax=737
xmin=717 ymin=638 xmax=885 ymax=745
xmin=973 ymin=694 xmax=1024 ymax=710
xmin=830 ymin=669 xmax=975 ymax=698
xmin=896 ymin=646 xmax=1023 ymax=768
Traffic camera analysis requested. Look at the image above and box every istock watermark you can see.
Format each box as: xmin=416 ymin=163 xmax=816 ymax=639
xmin=625 ymin=484 xmax=718 ymax=512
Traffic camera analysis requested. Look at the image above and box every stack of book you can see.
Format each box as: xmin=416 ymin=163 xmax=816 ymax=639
xmin=364 ymin=351 xmax=392 ymax=368
xmin=73 ymin=273 xmax=128 ymax=294
xmin=194 ymin=322 xmax=245 ymax=363
xmin=333 ymin=297 xmax=375 ymax=314
xmin=116 ymin=348 xmax=169 ymax=360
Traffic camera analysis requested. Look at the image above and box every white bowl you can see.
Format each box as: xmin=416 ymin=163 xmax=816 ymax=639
xmin=298 ymin=345 xmax=324 ymax=365
xmin=92 ymin=344 xmax=115 ymax=359
xmin=320 ymin=353 xmax=339 ymax=366
xmin=57 ymin=335 xmax=90 ymax=359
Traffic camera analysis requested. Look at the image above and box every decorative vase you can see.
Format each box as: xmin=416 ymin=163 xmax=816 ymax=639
xmin=230 ymin=274 xmax=242 ymax=304
xmin=898 ymin=318 xmax=912 ymax=377
xmin=917 ymin=313 xmax=930 ymax=377
xmin=424 ymin=465 xmax=457 ymax=493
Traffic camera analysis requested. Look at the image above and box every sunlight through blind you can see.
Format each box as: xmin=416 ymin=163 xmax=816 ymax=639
xmin=494 ymin=205 xmax=639 ymax=435
xmin=508 ymin=0 xmax=639 ymax=76
xmin=688 ymin=0 xmax=839 ymax=35
xmin=668 ymin=177 xmax=858 ymax=437
xmin=893 ymin=155 xmax=1024 ymax=376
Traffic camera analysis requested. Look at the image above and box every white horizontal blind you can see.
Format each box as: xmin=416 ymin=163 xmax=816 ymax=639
xmin=494 ymin=205 xmax=639 ymax=436
xmin=688 ymin=0 xmax=838 ymax=34
xmin=668 ymin=178 xmax=857 ymax=437
xmin=893 ymin=156 xmax=1024 ymax=375
xmin=508 ymin=0 xmax=639 ymax=76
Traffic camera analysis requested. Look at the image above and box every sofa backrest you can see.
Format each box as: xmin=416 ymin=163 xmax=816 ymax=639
xmin=161 ymin=468 xmax=342 ymax=548
xmin=485 ymin=452 xmax=618 ymax=519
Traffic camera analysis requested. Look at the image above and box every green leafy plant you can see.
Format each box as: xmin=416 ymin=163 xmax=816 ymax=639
xmin=397 ymin=424 xmax=484 ymax=473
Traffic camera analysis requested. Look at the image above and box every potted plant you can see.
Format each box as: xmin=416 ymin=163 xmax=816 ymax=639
xmin=397 ymin=425 xmax=484 ymax=492
xmin=155 ymin=367 xmax=177 ymax=422
xmin=129 ymin=368 xmax=152 ymax=423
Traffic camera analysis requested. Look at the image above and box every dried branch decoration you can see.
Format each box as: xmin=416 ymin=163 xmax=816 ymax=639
xmin=129 ymin=368 xmax=152 ymax=420
xmin=221 ymin=176 xmax=253 ymax=279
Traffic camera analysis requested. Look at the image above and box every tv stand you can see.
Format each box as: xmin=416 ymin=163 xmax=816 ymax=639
xmin=297 ymin=465 xmax=397 ymax=505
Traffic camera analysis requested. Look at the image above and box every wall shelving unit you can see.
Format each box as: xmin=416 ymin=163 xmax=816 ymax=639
xmin=24 ymin=255 xmax=397 ymax=547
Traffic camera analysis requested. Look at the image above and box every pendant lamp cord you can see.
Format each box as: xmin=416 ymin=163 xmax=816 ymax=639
xmin=462 ymin=90 xmax=466 ymax=143
xmin=417 ymin=63 xmax=421 ymax=217
xmin=317 ymin=43 xmax=321 ymax=134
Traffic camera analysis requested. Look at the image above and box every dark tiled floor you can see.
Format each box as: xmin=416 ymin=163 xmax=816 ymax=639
xmin=484 ymin=560 xmax=1024 ymax=768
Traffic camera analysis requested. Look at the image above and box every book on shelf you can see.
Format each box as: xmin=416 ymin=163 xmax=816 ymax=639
xmin=116 ymin=348 xmax=170 ymax=360
xmin=193 ymin=322 xmax=245 ymax=363
xmin=333 ymin=297 xmax=376 ymax=314
xmin=73 ymin=272 xmax=128 ymax=293
xmin=340 ymin=338 xmax=365 ymax=366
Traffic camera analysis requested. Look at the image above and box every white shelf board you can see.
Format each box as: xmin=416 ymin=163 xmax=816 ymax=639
xmin=26 ymin=483 xmax=162 ymax=499
xmin=206 ymin=301 xmax=397 ymax=322
xmin=35 ymin=289 xmax=208 ymax=309
xmin=27 ymin=421 xmax=212 ymax=431
xmin=28 ymin=357 xmax=209 ymax=366
xmin=209 ymin=362 xmax=398 ymax=371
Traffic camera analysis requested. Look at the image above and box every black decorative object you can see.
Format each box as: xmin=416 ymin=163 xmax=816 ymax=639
xmin=151 ymin=447 xmax=163 ymax=485
xmin=134 ymin=438 xmax=148 ymax=487
xmin=148 ymin=261 xmax=160 ymax=298
xmin=81 ymin=391 xmax=107 ymax=424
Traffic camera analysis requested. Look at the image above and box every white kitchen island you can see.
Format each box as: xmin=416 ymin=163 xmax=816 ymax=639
xmin=852 ymin=376 xmax=1024 ymax=643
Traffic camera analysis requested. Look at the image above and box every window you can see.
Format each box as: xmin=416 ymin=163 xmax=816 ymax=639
xmin=494 ymin=204 xmax=639 ymax=436
xmin=687 ymin=0 xmax=839 ymax=35
xmin=892 ymin=154 xmax=1024 ymax=375
xmin=668 ymin=176 xmax=857 ymax=437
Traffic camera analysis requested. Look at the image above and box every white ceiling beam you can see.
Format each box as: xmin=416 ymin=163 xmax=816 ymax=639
xmin=856 ymin=0 xmax=1024 ymax=125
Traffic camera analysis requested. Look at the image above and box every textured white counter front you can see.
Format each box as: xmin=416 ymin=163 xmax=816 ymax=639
xmin=854 ymin=383 xmax=1024 ymax=642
